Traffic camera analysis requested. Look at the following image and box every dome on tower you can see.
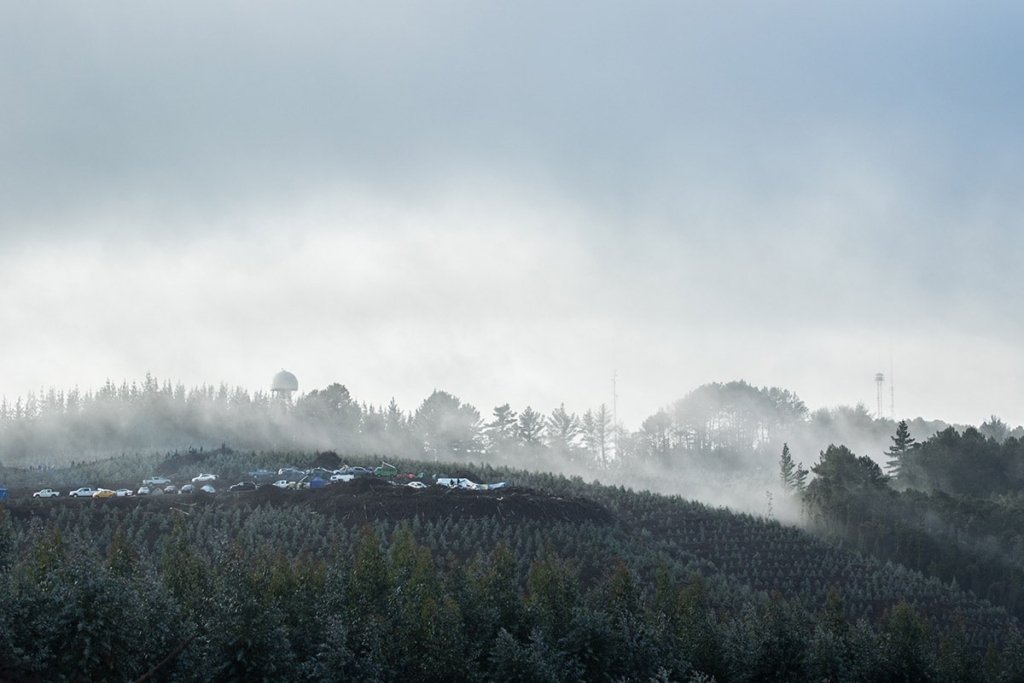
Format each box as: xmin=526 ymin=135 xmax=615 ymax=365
xmin=271 ymin=370 xmax=299 ymax=393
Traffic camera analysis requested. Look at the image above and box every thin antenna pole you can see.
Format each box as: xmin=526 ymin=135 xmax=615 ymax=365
xmin=889 ymin=348 xmax=895 ymax=420
xmin=874 ymin=372 xmax=885 ymax=420
xmin=612 ymin=370 xmax=619 ymax=458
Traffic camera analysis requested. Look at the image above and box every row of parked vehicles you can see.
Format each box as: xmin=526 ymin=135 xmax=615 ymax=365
xmin=30 ymin=465 xmax=510 ymax=501
xmin=33 ymin=474 xmax=231 ymax=499
xmin=32 ymin=487 xmax=135 ymax=499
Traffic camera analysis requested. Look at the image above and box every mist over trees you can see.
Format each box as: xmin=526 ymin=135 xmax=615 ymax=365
xmin=5 ymin=374 xmax=1024 ymax=524
xmin=6 ymin=376 xmax=1024 ymax=676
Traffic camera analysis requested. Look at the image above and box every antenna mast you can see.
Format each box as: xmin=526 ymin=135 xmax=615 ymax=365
xmin=889 ymin=350 xmax=895 ymax=420
xmin=612 ymin=370 xmax=619 ymax=458
xmin=874 ymin=372 xmax=885 ymax=420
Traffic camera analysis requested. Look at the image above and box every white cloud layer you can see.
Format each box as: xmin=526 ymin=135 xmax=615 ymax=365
xmin=2 ymin=1 xmax=1023 ymax=430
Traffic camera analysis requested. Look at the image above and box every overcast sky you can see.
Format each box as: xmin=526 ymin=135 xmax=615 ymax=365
xmin=2 ymin=1 xmax=1022 ymax=429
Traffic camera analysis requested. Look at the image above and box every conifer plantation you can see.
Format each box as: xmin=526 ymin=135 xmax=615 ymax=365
xmin=3 ymin=381 xmax=1024 ymax=681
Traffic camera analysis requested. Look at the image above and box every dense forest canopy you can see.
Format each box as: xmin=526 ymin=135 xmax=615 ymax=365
xmin=2 ymin=452 xmax=1023 ymax=681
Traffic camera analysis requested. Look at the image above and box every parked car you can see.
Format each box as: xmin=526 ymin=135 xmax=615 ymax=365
xmin=200 ymin=484 xmax=216 ymax=494
xmin=164 ymin=485 xmax=178 ymax=494
xmin=272 ymin=479 xmax=294 ymax=489
xmin=33 ymin=488 xmax=60 ymax=498
xmin=374 ymin=463 xmax=398 ymax=477
xmin=330 ymin=473 xmax=355 ymax=483
xmin=92 ymin=489 xmax=116 ymax=499
xmin=137 ymin=486 xmax=152 ymax=496
xmin=115 ymin=489 xmax=134 ymax=497
xmin=143 ymin=476 xmax=171 ymax=486
xmin=191 ymin=473 xmax=217 ymax=483
xmin=69 ymin=487 xmax=98 ymax=497
xmin=436 ymin=478 xmax=478 ymax=490
xmin=229 ymin=481 xmax=256 ymax=493
xmin=407 ymin=481 xmax=428 ymax=489
xmin=248 ymin=469 xmax=277 ymax=480
xmin=179 ymin=484 xmax=195 ymax=494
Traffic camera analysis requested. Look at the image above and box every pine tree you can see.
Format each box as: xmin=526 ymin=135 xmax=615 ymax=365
xmin=485 ymin=404 xmax=519 ymax=454
xmin=517 ymin=407 xmax=545 ymax=446
xmin=886 ymin=420 xmax=916 ymax=480
xmin=546 ymin=404 xmax=581 ymax=463
xmin=794 ymin=463 xmax=809 ymax=492
xmin=779 ymin=443 xmax=796 ymax=491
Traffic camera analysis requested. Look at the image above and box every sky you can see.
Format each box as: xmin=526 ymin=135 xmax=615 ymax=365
xmin=1 ymin=1 xmax=1023 ymax=429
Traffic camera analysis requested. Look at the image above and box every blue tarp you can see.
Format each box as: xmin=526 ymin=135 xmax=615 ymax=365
xmin=308 ymin=477 xmax=327 ymax=489
xmin=0 ymin=487 xmax=8 ymax=501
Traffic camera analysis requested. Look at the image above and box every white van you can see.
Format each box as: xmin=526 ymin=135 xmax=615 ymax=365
xmin=435 ymin=477 xmax=478 ymax=490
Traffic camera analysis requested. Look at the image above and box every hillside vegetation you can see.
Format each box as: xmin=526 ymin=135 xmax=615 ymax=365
xmin=1 ymin=449 xmax=1021 ymax=681
xmin=4 ymin=378 xmax=1024 ymax=679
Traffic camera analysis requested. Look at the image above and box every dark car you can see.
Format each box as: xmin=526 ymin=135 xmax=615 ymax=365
xmin=229 ymin=481 xmax=257 ymax=493
xmin=248 ymin=469 xmax=278 ymax=483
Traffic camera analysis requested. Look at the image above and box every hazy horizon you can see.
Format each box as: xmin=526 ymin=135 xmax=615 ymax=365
xmin=3 ymin=2 xmax=1022 ymax=430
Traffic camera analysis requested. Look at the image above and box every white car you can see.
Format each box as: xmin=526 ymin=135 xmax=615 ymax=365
xmin=330 ymin=473 xmax=355 ymax=483
xmin=137 ymin=486 xmax=151 ymax=496
xmin=407 ymin=481 xmax=428 ymax=489
xmin=200 ymin=484 xmax=216 ymax=494
xmin=115 ymin=489 xmax=134 ymax=497
xmin=272 ymin=480 xmax=295 ymax=490
xmin=143 ymin=476 xmax=171 ymax=486
xmin=69 ymin=487 xmax=98 ymax=497
xmin=436 ymin=478 xmax=478 ymax=490
xmin=191 ymin=473 xmax=217 ymax=483
xmin=33 ymin=488 xmax=60 ymax=498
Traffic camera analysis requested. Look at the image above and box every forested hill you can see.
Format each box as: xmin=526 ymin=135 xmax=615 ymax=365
xmin=0 ymin=450 xmax=1021 ymax=681
xmin=0 ymin=376 xmax=978 ymax=473
xmin=0 ymin=376 xmax=978 ymax=519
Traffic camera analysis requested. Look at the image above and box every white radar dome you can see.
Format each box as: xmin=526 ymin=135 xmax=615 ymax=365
xmin=271 ymin=370 xmax=299 ymax=393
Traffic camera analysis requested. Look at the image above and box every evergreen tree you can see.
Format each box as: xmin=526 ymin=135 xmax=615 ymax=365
xmin=581 ymin=405 xmax=613 ymax=467
xmin=485 ymin=404 xmax=519 ymax=454
xmin=517 ymin=407 xmax=545 ymax=446
xmin=886 ymin=419 xmax=917 ymax=480
xmin=779 ymin=443 xmax=796 ymax=491
xmin=793 ymin=462 xmax=809 ymax=492
xmin=880 ymin=602 xmax=933 ymax=682
xmin=545 ymin=404 xmax=581 ymax=463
